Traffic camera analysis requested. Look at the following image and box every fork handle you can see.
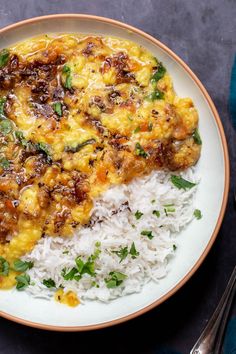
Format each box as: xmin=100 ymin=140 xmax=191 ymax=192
xmin=190 ymin=265 xmax=236 ymax=354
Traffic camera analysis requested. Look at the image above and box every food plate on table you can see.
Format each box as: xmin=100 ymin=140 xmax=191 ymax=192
xmin=0 ymin=14 xmax=229 ymax=330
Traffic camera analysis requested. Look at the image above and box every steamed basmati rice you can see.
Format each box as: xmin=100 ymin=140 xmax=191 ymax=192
xmin=22 ymin=168 xmax=199 ymax=302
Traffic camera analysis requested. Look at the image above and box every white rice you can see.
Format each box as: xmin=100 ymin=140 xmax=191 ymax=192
xmin=22 ymin=168 xmax=199 ymax=302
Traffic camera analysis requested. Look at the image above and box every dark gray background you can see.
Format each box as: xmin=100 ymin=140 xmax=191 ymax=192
xmin=0 ymin=0 xmax=235 ymax=353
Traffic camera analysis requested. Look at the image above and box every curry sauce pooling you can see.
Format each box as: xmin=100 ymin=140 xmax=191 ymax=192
xmin=0 ymin=34 xmax=201 ymax=289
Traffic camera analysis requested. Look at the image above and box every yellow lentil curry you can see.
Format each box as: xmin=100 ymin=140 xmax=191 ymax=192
xmin=0 ymin=34 xmax=201 ymax=294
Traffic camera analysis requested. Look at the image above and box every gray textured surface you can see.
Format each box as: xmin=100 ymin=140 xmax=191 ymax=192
xmin=0 ymin=0 xmax=235 ymax=353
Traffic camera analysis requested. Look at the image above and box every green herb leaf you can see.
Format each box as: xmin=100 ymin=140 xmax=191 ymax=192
xmin=129 ymin=242 xmax=139 ymax=259
xmin=0 ymin=157 xmax=10 ymax=169
xmin=152 ymin=210 xmax=160 ymax=217
xmin=62 ymin=65 xmax=72 ymax=90
xmin=151 ymin=199 xmax=156 ymax=204
xmin=0 ymin=49 xmax=10 ymax=68
xmin=112 ymin=247 xmax=129 ymax=263
xmin=65 ymin=76 xmax=72 ymax=89
xmin=193 ymin=128 xmax=202 ymax=145
xmin=135 ymin=210 xmax=143 ymax=220
xmin=53 ymin=102 xmax=62 ymax=117
xmin=62 ymin=250 xmax=69 ymax=255
xmin=135 ymin=142 xmax=148 ymax=158
xmin=194 ymin=209 xmax=202 ymax=220
xmin=128 ymin=115 xmax=133 ymax=121
xmin=90 ymin=248 xmax=101 ymax=261
xmin=62 ymin=65 xmax=71 ymax=74
xmin=62 ymin=252 xmax=98 ymax=282
xmin=15 ymin=273 xmax=30 ymax=290
xmin=134 ymin=126 xmax=140 ymax=133
xmin=148 ymin=122 xmax=153 ymax=131
xmin=173 ymin=244 xmax=177 ymax=251
xmin=75 ymin=257 xmax=96 ymax=276
xmin=65 ymin=138 xmax=96 ymax=153
xmin=141 ymin=230 xmax=154 ymax=239
xmin=61 ymin=267 xmax=78 ymax=281
xmin=15 ymin=131 xmax=29 ymax=148
xmin=36 ymin=142 xmax=50 ymax=155
xmin=105 ymin=271 xmax=127 ymax=288
xmin=171 ymin=175 xmax=196 ymax=190
xmin=43 ymin=278 xmax=56 ymax=288
xmin=91 ymin=281 xmax=99 ymax=288
xmin=0 ymin=256 xmax=9 ymax=276
xmin=35 ymin=142 xmax=52 ymax=162
xmin=13 ymin=259 xmax=33 ymax=272
xmin=0 ymin=97 xmax=6 ymax=117
xmin=0 ymin=119 xmax=12 ymax=135
xmin=163 ymin=204 xmax=175 ymax=214
xmin=151 ymin=62 xmax=166 ymax=84
xmin=145 ymin=90 xmax=164 ymax=101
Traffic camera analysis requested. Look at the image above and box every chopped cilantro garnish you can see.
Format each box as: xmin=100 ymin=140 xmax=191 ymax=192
xmin=130 ymin=242 xmax=139 ymax=259
xmin=193 ymin=128 xmax=202 ymax=145
xmin=62 ymin=250 xmax=69 ymax=255
xmin=128 ymin=115 xmax=133 ymax=121
xmin=148 ymin=122 xmax=153 ymax=131
xmin=61 ymin=267 xmax=78 ymax=281
xmin=0 ymin=49 xmax=9 ymax=68
xmin=164 ymin=204 xmax=175 ymax=216
xmin=15 ymin=273 xmax=30 ymax=290
xmin=35 ymin=142 xmax=52 ymax=162
xmin=135 ymin=210 xmax=143 ymax=220
xmin=91 ymin=281 xmax=99 ymax=288
xmin=113 ymin=243 xmax=140 ymax=261
xmin=194 ymin=209 xmax=202 ymax=220
xmin=0 ymin=97 xmax=6 ymax=117
xmin=105 ymin=271 xmax=127 ymax=288
xmin=0 ymin=157 xmax=10 ymax=169
xmin=0 ymin=119 xmax=12 ymax=135
xmin=13 ymin=259 xmax=33 ymax=272
xmin=134 ymin=126 xmax=141 ymax=133
xmin=151 ymin=199 xmax=156 ymax=204
xmin=151 ymin=62 xmax=166 ymax=84
xmin=15 ymin=131 xmax=29 ymax=148
xmin=62 ymin=65 xmax=71 ymax=74
xmin=152 ymin=210 xmax=160 ymax=217
xmin=43 ymin=278 xmax=56 ymax=288
xmin=90 ymin=248 xmax=101 ymax=261
xmin=173 ymin=244 xmax=177 ymax=251
xmin=36 ymin=142 xmax=50 ymax=155
xmin=163 ymin=204 xmax=175 ymax=214
xmin=62 ymin=65 xmax=72 ymax=90
xmin=145 ymin=90 xmax=164 ymax=101
xmin=0 ymin=256 xmax=9 ymax=276
xmin=171 ymin=175 xmax=196 ymax=190
xmin=76 ymin=257 xmax=96 ymax=276
xmin=141 ymin=230 xmax=154 ymax=239
xmin=112 ymin=246 xmax=128 ymax=263
xmin=65 ymin=138 xmax=96 ymax=153
xmin=53 ymin=102 xmax=62 ymax=117
xmin=135 ymin=142 xmax=148 ymax=158
xmin=62 ymin=251 xmax=98 ymax=282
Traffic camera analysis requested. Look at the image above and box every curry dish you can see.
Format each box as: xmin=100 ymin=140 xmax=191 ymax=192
xmin=0 ymin=34 xmax=201 ymax=290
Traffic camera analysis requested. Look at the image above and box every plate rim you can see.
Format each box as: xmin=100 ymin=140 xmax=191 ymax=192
xmin=0 ymin=13 xmax=230 ymax=331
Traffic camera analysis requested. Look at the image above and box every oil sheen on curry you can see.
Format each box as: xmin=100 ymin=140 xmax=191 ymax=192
xmin=0 ymin=34 xmax=201 ymax=290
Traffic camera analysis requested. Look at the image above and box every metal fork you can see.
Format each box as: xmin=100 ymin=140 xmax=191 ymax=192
xmin=190 ymin=265 xmax=236 ymax=353
xmin=190 ymin=144 xmax=236 ymax=354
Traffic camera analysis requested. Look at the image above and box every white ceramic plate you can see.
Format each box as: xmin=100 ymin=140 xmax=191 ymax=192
xmin=0 ymin=15 xmax=229 ymax=331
